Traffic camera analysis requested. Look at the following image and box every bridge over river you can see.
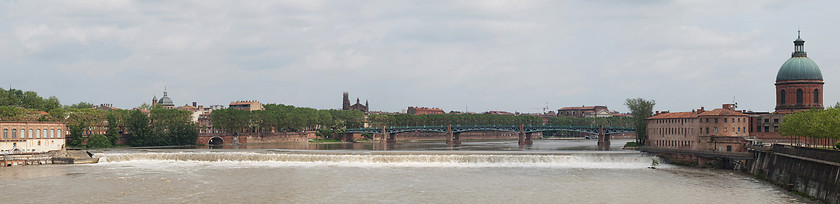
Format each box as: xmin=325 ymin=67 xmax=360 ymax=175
xmin=346 ymin=125 xmax=635 ymax=146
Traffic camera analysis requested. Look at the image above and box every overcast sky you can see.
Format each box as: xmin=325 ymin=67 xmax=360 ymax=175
xmin=2 ymin=0 xmax=838 ymax=113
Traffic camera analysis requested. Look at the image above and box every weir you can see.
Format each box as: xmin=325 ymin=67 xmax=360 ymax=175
xmin=95 ymin=151 xmax=657 ymax=168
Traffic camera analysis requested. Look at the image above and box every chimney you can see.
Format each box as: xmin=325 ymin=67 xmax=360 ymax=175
xmin=193 ymin=102 xmax=197 ymax=107
xmin=722 ymin=104 xmax=735 ymax=110
xmin=655 ymin=111 xmax=660 ymax=115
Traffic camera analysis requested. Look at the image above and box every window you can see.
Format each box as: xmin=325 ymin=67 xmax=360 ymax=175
xmin=774 ymin=119 xmax=779 ymax=123
xmin=29 ymin=129 xmax=33 ymax=138
xmin=726 ymin=145 xmax=732 ymax=152
xmin=706 ymin=127 xmax=709 ymax=134
xmin=50 ymin=129 xmax=55 ymax=138
xmin=814 ymin=89 xmax=819 ymax=103
xmin=780 ymin=90 xmax=786 ymax=104
xmin=764 ymin=126 xmax=769 ymax=132
xmin=724 ymin=118 xmax=727 ymax=123
xmin=57 ymin=129 xmax=61 ymax=138
xmin=21 ymin=130 xmax=25 ymax=138
xmin=706 ymin=118 xmax=709 ymax=123
xmin=796 ymin=89 xmax=803 ymax=104
xmin=3 ymin=129 xmax=6 ymax=139
xmin=12 ymin=129 xmax=16 ymax=139
xmin=36 ymin=129 xmax=40 ymax=139
xmin=715 ymin=118 xmax=718 ymax=123
xmin=764 ymin=119 xmax=769 ymax=123
xmin=43 ymin=129 xmax=47 ymax=138
xmin=714 ymin=127 xmax=718 ymax=133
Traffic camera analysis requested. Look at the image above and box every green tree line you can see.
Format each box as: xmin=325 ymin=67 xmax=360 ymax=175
xmin=210 ymin=104 xmax=365 ymax=135
xmin=124 ymin=109 xmax=197 ymax=147
xmin=779 ymin=103 xmax=840 ymax=147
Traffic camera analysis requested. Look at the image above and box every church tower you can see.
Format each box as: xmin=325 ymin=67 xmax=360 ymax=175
xmin=775 ymin=31 xmax=824 ymax=113
xmin=342 ymin=92 xmax=351 ymax=110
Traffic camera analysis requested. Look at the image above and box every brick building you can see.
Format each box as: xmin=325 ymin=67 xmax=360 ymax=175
xmin=749 ymin=32 xmax=825 ymax=142
xmin=229 ymin=100 xmax=264 ymax=111
xmin=0 ymin=121 xmax=66 ymax=154
xmin=557 ymin=106 xmax=609 ymax=118
xmin=647 ymin=104 xmax=750 ymax=152
xmin=407 ymin=107 xmax=445 ymax=115
xmin=342 ymin=92 xmax=369 ymax=113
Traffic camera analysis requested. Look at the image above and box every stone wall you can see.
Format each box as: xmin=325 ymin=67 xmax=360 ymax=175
xmin=747 ymin=144 xmax=840 ymax=203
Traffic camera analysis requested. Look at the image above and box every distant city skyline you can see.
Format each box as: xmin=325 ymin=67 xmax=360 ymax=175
xmin=2 ymin=1 xmax=838 ymax=113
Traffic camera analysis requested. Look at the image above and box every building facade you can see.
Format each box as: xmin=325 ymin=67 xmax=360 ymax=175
xmin=407 ymin=107 xmax=445 ymax=115
xmin=775 ymin=32 xmax=824 ymax=113
xmin=749 ymin=32 xmax=826 ymax=142
xmin=0 ymin=122 xmax=66 ymax=154
xmin=152 ymin=89 xmax=175 ymax=109
xmin=557 ymin=106 xmax=609 ymax=118
xmin=342 ymin=92 xmax=369 ymax=113
xmin=229 ymin=100 xmax=264 ymax=111
xmin=647 ymin=104 xmax=750 ymax=152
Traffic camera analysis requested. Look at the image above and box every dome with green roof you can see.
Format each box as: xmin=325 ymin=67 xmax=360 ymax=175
xmin=776 ymin=32 xmax=823 ymax=82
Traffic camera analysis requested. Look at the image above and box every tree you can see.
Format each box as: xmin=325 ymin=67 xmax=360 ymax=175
xmin=65 ymin=102 xmax=94 ymax=109
xmin=210 ymin=108 xmax=250 ymax=134
xmin=780 ymin=108 xmax=840 ymax=144
xmin=126 ymin=110 xmax=151 ymax=146
xmin=106 ymin=112 xmax=121 ymax=146
xmin=87 ymin=134 xmax=112 ymax=148
xmin=67 ymin=122 xmax=87 ymax=147
xmin=625 ymin=98 xmax=656 ymax=146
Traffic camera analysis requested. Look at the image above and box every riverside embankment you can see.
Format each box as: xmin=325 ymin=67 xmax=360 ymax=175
xmin=747 ymin=144 xmax=840 ymax=203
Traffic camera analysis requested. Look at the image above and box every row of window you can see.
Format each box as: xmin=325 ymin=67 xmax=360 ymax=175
xmin=656 ymin=117 xmax=747 ymax=124
xmin=702 ymin=117 xmax=746 ymax=124
xmin=655 ymin=118 xmax=694 ymax=124
xmin=780 ymin=89 xmax=819 ymax=105
xmin=1 ymin=129 xmax=62 ymax=139
xmin=652 ymin=126 xmax=748 ymax=136
xmin=654 ymin=140 xmax=692 ymax=147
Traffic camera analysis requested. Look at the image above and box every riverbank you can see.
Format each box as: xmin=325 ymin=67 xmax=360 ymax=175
xmin=1 ymin=149 xmax=98 ymax=167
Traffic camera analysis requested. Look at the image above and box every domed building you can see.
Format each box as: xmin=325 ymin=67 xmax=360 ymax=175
xmin=151 ymin=89 xmax=176 ymax=109
xmin=775 ymin=32 xmax=824 ymax=113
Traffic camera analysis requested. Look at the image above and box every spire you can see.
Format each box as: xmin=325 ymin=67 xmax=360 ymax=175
xmin=163 ymin=86 xmax=168 ymax=97
xmin=792 ymin=30 xmax=807 ymax=57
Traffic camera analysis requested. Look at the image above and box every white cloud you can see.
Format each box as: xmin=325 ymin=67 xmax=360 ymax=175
xmin=1 ymin=0 xmax=838 ymax=113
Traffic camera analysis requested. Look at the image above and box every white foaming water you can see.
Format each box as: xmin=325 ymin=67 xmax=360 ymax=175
xmin=95 ymin=152 xmax=665 ymax=169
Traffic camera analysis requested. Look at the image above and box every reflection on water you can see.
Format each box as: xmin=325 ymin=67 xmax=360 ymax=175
xmin=200 ymin=138 xmax=633 ymax=152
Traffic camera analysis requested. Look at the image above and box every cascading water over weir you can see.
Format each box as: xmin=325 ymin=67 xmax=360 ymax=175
xmin=95 ymin=151 xmax=661 ymax=169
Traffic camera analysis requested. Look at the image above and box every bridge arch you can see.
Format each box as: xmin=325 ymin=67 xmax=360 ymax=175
xmin=209 ymin=137 xmax=224 ymax=145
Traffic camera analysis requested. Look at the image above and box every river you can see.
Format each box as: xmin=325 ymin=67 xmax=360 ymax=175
xmin=0 ymin=139 xmax=811 ymax=203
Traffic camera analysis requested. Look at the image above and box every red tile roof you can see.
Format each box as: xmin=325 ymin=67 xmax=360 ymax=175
xmin=648 ymin=111 xmax=698 ymax=119
xmin=698 ymin=108 xmax=747 ymax=116
xmin=558 ymin=106 xmax=598 ymax=110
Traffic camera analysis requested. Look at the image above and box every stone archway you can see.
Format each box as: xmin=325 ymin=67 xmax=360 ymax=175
xmin=209 ymin=137 xmax=224 ymax=145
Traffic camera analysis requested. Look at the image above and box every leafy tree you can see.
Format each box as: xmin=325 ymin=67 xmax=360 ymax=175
xmin=780 ymin=108 xmax=840 ymax=143
xmin=210 ymin=108 xmax=251 ymax=134
xmin=106 ymin=113 xmax=121 ymax=146
xmin=67 ymin=122 xmax=87 ymax=147
xmin=625 ymin=98 xmax=656 ymax=146
xmin=65 ymin=102 xmax=94 ymax=109
xmin=126 ymin=110 xmax=151 ymax=146
xmin=87 ymin=134 xmax=112 ymax=148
